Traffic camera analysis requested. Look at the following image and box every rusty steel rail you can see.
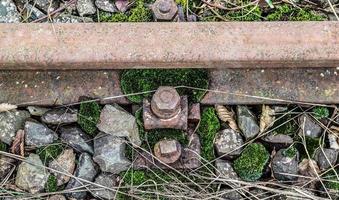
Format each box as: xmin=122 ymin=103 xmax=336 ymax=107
xmin=0 ymin=22 xmax=339 ymax=70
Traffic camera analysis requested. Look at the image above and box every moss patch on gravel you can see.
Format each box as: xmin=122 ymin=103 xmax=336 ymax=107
xmin=266 ymin=4 xmax=324 ymax=21
xmin=312 ymin=106 xmax=330 ymax=120
xmin=99 ymin=0 xmax=152 ymax=22
xmin=234 ymin=143 xmax=270 ymax=181
xmin=0 ymin=141 xmax=7 ymax=151
xmin=36 ymin=143 xmax=64 ymax=164
xmin=197 ymin=107 xmax=220 ymax=161
xmin=121 ymin=69 xmax=209 ymax=103
xmin=78 ymin=100 xmax=101 ymax=135
xmin=323 ymin=169 xmax=339 ymax=191
xmin=299 ymin=136 xmax=322 ymax=159
xmin=118 ymin=169 xmax=174 ymax=199
xmin=45 ymin=175 xmax=58 ymax=193
xmin=282 ymin=146 xmax=297 ymax=158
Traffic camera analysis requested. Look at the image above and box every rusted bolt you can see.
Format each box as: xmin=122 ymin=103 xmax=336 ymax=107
xmin=151 ymin=0 xmax=178 ymax=21
xmin=154 ymin=139 xmax=182 ymax=164
xmin=151 ymin=86 xmax=181 ymax=119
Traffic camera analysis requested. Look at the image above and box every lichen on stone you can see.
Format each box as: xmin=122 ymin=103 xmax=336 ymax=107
xmin=233 ymin=143 xmax=270 ymax=181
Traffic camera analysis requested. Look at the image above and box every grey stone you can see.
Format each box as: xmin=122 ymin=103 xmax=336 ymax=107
xmin=328 ymin=133 xmax=339 ymax=150
xmin=0 ymin=156 xmax=15 ymax=181
xmin=272 ymin=149 xmax=299 ymax=181
xmin=95 ymin=0 xmax=117 ymax=12
xmin=236 ymin=106 xmax=259 ymax=140
xmin=97 ymin=104 xmax=141 ymax=146
xmin=314 ymin=148 xmax=338 ymax=170
xmin=0 ymin=0 xmax=20 ymax=23
xmin=34 ymin=0 xmax=59 ymax=13
xmin=221 ymin=190 xmax=242 ymax=200
xmin=60 ymin=126 xmax=94 ymax=154
xmin=23 ymin=4 xmax=46 ymax=21
xmin=41 ymin=108 xmax=78 ymax=125
xmin=262 ymin=134 xmax=293 ymax=150
xmin=309 ymin=0 xmax=338 ymax=5
xmin=15 ymin=154 xmax=50 ymax=194
xmin=93 ymin=133 xmax=131 ymax=174
xmin=0 ymin=110 xmax=30 ymax=145
xmin=52 ymin=14 xmax=94 ymax=23
xmin=214 ymin=129 xmax=244 ymax=158
xmin=215 ymin=159 xmax=238 ymax=180
xmin=77 ymin=0 xmax=96 ymax=16
xmin=47 ymin=195 xmax=67 ymax=200
xmin=49 ymin=149 xmax=76 ymax=186
xmin=27 ymin=106 xmax=49 ymax=117
xmin=298 ymin=114 xmax=322 ymax=138
xmin=24 ymin=120 xmax=58 ymax=147
xmin=90 ymin=173 xmax=118 ymax=199
xmin=65 ymin=153 xmax=98 ymax=199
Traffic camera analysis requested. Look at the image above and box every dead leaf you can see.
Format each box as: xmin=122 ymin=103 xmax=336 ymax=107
xmin=115 ymin=0 xmax=129 ymax=12
xmin=10 ymin=129 xmax=25 ymax=157
xmin=330 ymin=126 xmax=339 ymax=134
xmin=0 ymin=103 xmax=17 ymax=113
xmin=215 ymin=105 xmax=239 ymax=131
xmin=259 ymin=105 xmax=275 ymax=133
xmin=298 ymin=159 xmax=320 ymax=177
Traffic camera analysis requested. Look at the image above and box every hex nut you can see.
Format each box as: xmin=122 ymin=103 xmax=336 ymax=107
xmin=151 ymin=86 xmax=181 ymax=119
xmin=151 ymin=0 xmax=178 ymax=21
xmin=154 ymin=139 xmax=182 ymax=164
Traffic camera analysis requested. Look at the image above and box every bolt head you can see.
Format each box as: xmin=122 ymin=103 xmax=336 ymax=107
xmin=151 ymin=86 xmax=181 ymax=119
xmin=154 ymin=139 xmax=182 ymax=164
xmin=151 ymin=0 xmax=178 ymax=21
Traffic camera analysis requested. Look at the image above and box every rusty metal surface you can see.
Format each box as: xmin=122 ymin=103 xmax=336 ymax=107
xmin=143 ymin=96 xmax=188 ymax=130
xmin=0 ymin=22 xmax=338 ymax=70
xmin=201 ymin=68 xmax=339 ymax=105
xmin=0 ymin=70 xmax=128 ymax=106
xmin=133 ymin=133 xmax=201 ymax=170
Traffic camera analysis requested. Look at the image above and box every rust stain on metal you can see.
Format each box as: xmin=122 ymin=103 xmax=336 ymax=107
xmin=0 ymin=22 xmax=338 ymax=70
xmin=143 ymin=96 xmax=188 ymax=130
xmin=0 ymin=70 xmax=128 ymax=106
xmin=201 ymin=68 xmax=339 ymax=105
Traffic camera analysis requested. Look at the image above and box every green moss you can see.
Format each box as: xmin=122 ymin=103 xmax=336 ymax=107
xmin=273 ymin=114 xmax=298 ymax=135
xmin=282 ymin=146 xmax=297 ymax=158
xmin=78 ymin=100 xmax=101 ymax=135
xmin=45 ymin=175 xmax=58 ymax=193
xmin=267 ymin=4 xmax=324 ymax=21
xmin=0 ymin=141 xmax=7 ymax=151
xmin=234 ymin=143 xmax=270 ymax=182
xmin=99 ymin=0 xmax=152 ymax=22
xmin=197 ymin=107 xmax=220 ymax=161
xmin=225 ymin=4 xmax=262 ymax=21
xmin=118 ymin=169 xmax=174 ymax=199
xmin=298 ymin=136 xmax=321 ymax=159
xmin=36 ymin=143 xmax=64 ymax=164
xmin=100 ymin=12 xmax=128 ymax=22
xmin=323 ymin=169 xmax=339 ymax=191
xmin=128 ymin=0 xmax=152 ymax=22
xmin=312 ymin=106 xmax=330 ymax=120
xmin=121 ymin=69 xmax=209 ymax=103
xmin=176 ymin=0 xmax=188 ymax=9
